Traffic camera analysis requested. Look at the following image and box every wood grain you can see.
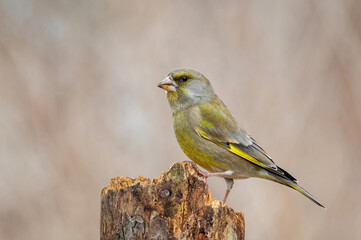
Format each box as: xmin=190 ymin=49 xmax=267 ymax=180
xmin=101 ymin=162 xmax=244 ymax=240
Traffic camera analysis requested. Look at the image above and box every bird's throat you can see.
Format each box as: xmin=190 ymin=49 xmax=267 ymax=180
xmin=167 ymin=91 xmax=178 ymax=103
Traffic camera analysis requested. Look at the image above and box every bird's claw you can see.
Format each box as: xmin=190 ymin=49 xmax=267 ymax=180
xmin=181 ymin=161 xmax=209 ymax=179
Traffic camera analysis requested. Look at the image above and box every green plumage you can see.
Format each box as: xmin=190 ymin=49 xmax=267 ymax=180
xmin=158 ymin=68 xmax=325 ymax=208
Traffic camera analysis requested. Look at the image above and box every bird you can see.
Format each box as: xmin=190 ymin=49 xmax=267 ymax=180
xmin=157 ymin=68 xmax=325 ymax=208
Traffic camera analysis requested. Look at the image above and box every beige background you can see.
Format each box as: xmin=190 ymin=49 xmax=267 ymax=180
xmin=1 ymin=1 xmax=361 ymax=239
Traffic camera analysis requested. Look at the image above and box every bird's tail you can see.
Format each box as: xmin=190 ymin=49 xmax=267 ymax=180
xmin=263 ymin=173 xmax=326 ymax=209
xmin=286 ymin=180 xmax=326 ymax=209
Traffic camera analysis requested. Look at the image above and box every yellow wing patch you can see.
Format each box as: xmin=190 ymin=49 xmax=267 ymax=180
xmin=195 ymin=127 xmax=211 ymax=140
xmin=227 ymin=143 xmax=267 ymax=168
xmin=195 ymin=127 xmax=267 ymax=169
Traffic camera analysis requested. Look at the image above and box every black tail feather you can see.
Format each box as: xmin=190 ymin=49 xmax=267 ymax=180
xmin=277 ymin=166 xmax=297 ymax=182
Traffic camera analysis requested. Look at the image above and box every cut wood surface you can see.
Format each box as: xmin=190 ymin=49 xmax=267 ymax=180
xmin=100 ymin=162 xmax=244 ymax=240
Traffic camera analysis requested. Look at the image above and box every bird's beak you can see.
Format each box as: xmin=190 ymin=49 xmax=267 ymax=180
xmin=157 ymin=76 xmax=178 ymax=92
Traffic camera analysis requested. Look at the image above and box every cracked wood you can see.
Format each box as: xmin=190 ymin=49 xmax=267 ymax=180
xmin=100 ymin=162 xmax=245 ymax=240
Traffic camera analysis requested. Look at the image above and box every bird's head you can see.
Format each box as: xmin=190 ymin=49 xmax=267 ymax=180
xmin=158 ymin=69 xmax=215 ymax=112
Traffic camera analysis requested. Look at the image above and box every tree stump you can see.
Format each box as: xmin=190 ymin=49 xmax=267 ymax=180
xmin=100 ymin=162 xmax=245 ymax=240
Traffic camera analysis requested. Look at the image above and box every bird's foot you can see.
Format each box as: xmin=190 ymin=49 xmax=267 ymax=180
xmin=182 ymin=161 xmax=234 ymax=178
xmin=182 ymin=161 xmax=235 ymax=204
xmin=181 ymin=161 xmax=210 ymax=178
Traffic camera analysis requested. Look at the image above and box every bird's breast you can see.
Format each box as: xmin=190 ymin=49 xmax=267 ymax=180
xmin=172 ymin=110 xmax=230 ymax=172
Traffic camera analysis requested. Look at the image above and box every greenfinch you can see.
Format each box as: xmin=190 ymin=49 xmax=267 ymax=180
xmin=157 ymin=68 xmax=325 ymax=208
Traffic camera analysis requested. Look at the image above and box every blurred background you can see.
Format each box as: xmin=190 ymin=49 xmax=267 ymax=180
xmin=1 ymin=0 xmax=361 ymax=239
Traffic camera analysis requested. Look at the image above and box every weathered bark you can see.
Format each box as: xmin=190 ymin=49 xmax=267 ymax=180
xmin=100 ymin=162 xmax=244 ymax=240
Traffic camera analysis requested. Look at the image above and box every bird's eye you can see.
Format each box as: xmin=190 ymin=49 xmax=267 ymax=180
xmin=180 ymin=76 xmax=188 ymax=82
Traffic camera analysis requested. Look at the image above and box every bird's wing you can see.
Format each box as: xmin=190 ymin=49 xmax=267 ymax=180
xmin=194 ymin=101 xmax=296 ymax=181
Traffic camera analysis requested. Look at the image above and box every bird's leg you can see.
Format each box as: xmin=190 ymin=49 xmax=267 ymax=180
xmin=183 ymin=161 xmax=235 ymax=203
xmin=223 ymin=178 xmax=234 ymax=203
